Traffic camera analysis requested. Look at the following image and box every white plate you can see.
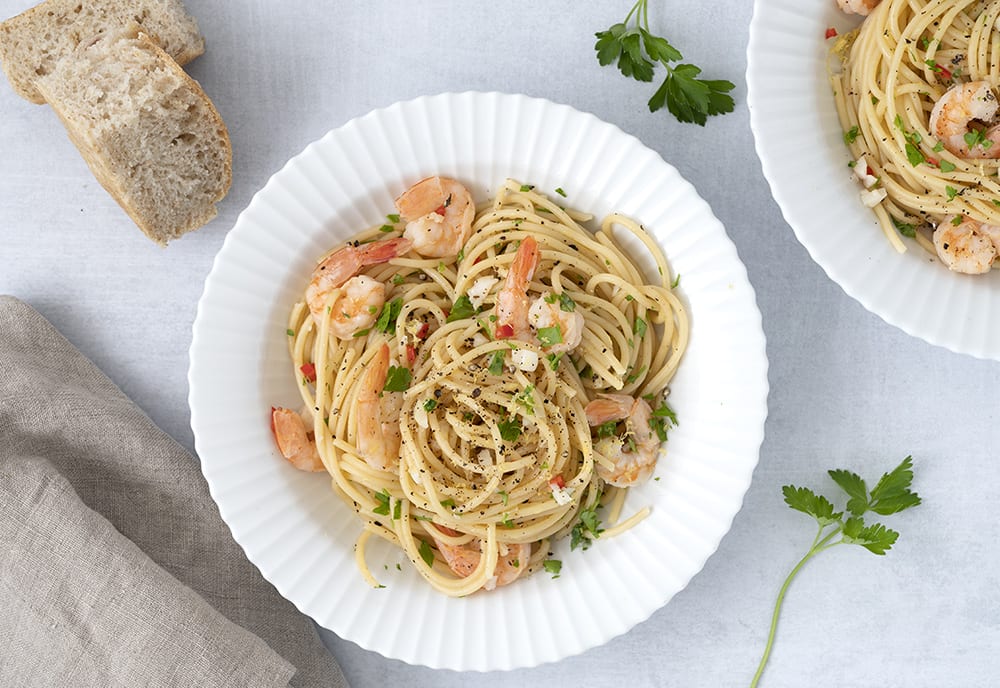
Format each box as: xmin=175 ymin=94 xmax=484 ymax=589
xmin=188 ymin=92 xmax=768 ymax=671
xmin=748 ymin=0 xmax=1000 ymax=360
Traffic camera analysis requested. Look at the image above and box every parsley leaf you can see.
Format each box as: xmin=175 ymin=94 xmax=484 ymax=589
xmin=595 ymin=420 xmax=619 ymax=439
xmin=558 ymin=292 xmax=576 ymax=312
xmin=649 ymin=402 xmax=677 ymax=442
xmin=423 ymin=399 xmax=438 ymax=411
xmin=595 ymin=1 xmax=734 ymax=125
xmin=570 ymin=500 xmax=605 ymax=551
xmin=383 ymin=366 xmax=412 ymax=392
xmin=418 ymin=540 xmax=434 ymax=567
xmin=751 ymin=457 xmax=921 ymax=685
xmin=498 ymin=416 xmax=522 ymax=442
xmin=514 ymin=385 xmax=535 ymax=415
xmin=634 ymin=317 xmax=648 ymax=337
xmin=543 ymin=559 xmax=562 ymax=578
xmin=488 ymin=350 xmax=505 ymax=375
xmin=891 ymin=216 xmax=917 ymax=238
xmin=373 ymin=489 xmax=391 ymax=516
xmin=375 ymin=298 xmax=403 ymax=334
xmin=446 ymin=295 xmax=477 ymax=323
xmin=537 ymin=326 xmax=563 ymax=347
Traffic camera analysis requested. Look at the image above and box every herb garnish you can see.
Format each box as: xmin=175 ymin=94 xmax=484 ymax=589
xmin=648 ymin=402 xmax=677 ymax=441
xmin=418 ymin=540 xmax=434 ymax=567
xmin=383 ymin=365 xmax=412 ymax=392
xmin=446 ymin=294 xmax=478 ymax=323
xmin=423 ymin=399 xmax=438 ymax=411
xmin=513 ymin=385 xmax=535 ymax=415
xmin=498 ymin=415 xmax=522 ymax=442
xmin=543 ymin=559 xmax=563 ymax=578
xmin=891 ymin=216 xmax=917 ymax=238
xmin=488 ymin=350 xmax=506 ymax=375
xmin=373 ymin=489 xmax=391 ymax=516
xmin=633 ymin=317 xmax=648 ymax=337
xmin=595 ymin=0 xmax=735 ymax=125
xmin=570 ymin=501 xmax=605 ymax=551
xmin=537 ymin=326 xmax=563 ymax=347
xmin=375 ymin=297 xmax=403 ymax=334
xmin=750 ymin=457 xmax=921 ymax=687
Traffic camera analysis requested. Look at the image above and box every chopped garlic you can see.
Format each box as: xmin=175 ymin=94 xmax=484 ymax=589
xmin=413 ymin=402 xmax=429 ymax=429
xmin=511 ymin=349 xmax=538 ymax=372
xmin=467 ymin=276 xmax=499 ymax=309
xmin=550 ymin=484 xmax=574 ymax=506
xmin=860 ymin=187 xmax=887 ymax=207
xmin=853 ymin=154 xmax=878 ymax=188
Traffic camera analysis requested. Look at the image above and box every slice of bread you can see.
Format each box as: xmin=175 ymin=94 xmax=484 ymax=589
xmin=35 ymin=26 xmax=231 ymax=244
xmin=0 ymin=0 xmax=204 ymax=104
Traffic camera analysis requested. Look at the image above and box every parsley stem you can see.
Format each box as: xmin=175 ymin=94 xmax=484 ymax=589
xmin=750 ymin=525 xmax=843 ymax=688
xmin=623 ymin=0 xmax=643 ymax=26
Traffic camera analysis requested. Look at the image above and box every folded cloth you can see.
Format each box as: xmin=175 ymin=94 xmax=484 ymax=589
xmin=0 ymin=296 xmax=348 ymax=688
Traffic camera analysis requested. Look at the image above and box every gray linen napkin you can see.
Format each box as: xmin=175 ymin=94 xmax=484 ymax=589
xmin=0 ymin=296 xmax=348 ymax=688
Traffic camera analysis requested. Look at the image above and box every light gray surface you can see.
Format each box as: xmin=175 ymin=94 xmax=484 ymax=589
xmin=1 ymin=1 xmax=996 ymax=686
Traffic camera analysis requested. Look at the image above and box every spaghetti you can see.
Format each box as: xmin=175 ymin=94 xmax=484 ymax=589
xmin=831 ymin=0 xmax=1000 ymax=270
xmin=280 ymin=178 xmax=688 ymax=596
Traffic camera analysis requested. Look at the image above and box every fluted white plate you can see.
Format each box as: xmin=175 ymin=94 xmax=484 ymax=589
xmin=748 ymin=0 xmax=1000 ymax=359
xmin=189 ymin=92 xmax=768 ymax=671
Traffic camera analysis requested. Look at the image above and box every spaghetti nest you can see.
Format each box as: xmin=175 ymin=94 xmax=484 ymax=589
xmin=832 ymin=0 xmax=1000 ymax=258
xmin=285 ymin=179 xmax=688 ymax=596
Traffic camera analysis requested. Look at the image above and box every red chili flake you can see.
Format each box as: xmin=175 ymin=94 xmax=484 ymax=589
xmin=825 ymin=27 xmax=837 ymax=39
xmin=442 ymin=308 xmax=451 ymax=319
xmin=416 ymin=322 xmax=430 ymax=339
xmin=472 ymin=254 xmax=483 ymax=265
xmin=549 ymin=475 xmax=566 ymax=489
xmin=495 ymin=323 xmax=515 ymax=339
xmin=405 ymin=344 xmax=416 ymax=366
xmin=434 ymin=205 xmax=447 ymax=216
xmin=300 ymin=362 xmax=317 ymax=383
xmin=936 ymin=64 xmax=952 ymax=81
xmin=925 ymin=158 xmax=939 ymax=168
xmin=867 ymin=165 xmax=875 ymax=177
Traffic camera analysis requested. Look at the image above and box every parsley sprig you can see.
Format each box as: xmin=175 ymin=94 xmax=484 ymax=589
xmin=750 ymin=457 xmax=921 ymax=687
xmin=595 ymin=0 xmax=735 ymax=125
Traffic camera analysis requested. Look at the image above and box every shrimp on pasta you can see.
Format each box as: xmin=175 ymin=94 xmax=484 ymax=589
xmin=273 ymin=178 xmax=689 ymax=596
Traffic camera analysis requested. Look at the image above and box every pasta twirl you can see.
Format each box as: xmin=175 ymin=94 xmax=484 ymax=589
xmin=832 ymin=0 xmax=1000 ymax=270
xmin=280 ymin=179 xmax=688 ymax=596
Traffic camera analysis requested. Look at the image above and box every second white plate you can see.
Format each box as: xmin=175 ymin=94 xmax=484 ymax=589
xmin=748 ymin=0 xmax=1000 ymax=360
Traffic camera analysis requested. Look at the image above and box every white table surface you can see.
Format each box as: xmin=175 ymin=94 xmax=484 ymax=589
xmin=3 ymin=1 xmax=998 ymax=686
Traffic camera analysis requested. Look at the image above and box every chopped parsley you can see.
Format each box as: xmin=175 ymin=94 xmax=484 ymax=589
xmin=488 ymin=350 xmax=506 ymax=375
xmin=393 ymin=500 xmax=401 ymax=520
xmin=964 ymin=129 xmax=992 ymax=151
xmin=625 ymin=364 xmax=648 ymax=384
xmin=383 ymin=365 xmax=412 ymax=392
xmin=423 ymin=399 xmax=438 ymax=411
xmin=498 ymin=415 xmax=522 ymax=442
xmin=891 ymin=216 xmax=917 ymax=238
xmin=595 ymin=420 xmax=619 ymax=439
xmin=843 ymin=125 xmax=860 ymax=145
xmin=418 ymin=540 xmax=434 ymax=567
xmin=375 ymin=297 xmax=404 ymax=334
xmin=501 ymin=514 xmax=515 ymax=528
xmin=446 ymin=294 xmax=477 ymax=323
xmin=519 ymin=184 xmax=535 ymax=192
xmin=634 ymin=317 xmax=648 ymax=337
xmin=570 ymin=502 xmax=604 ymax=551
xmin=670 ymin=273 xmax=681 ymax=289
xmin=951 ymin=215 xmax=963 ymax=226
xmin=440 ymin=498 xmax=456 ymax=509
xmin=514 ymin=385 xmax=536 ymax=415
xmin=546 ymin=352 xmax=564 ymax=370
xmin=946 ymin=185 xmax=959 ymax=201
xmin=649 ymin=402 xmax=678 ymax=442
xmin=498 ymin=490 xmax=509 ymax=506
xmin=352 ymin=328 xmax=371 ymax=338
xmin=543 ymin=559 xmax=562 ymax=578
xmin=537 ymin=326 xmax=563 ymax=347
xmin=939 ymin=159 xmax=956 ymax=173
xmin=559 ymin=292 xmax=576 ymax=312
xmin=286 ymin=328 xmax=295 ymax=336
xmin=555 ymin=187 xmax=567 ymax=197
xmin=373 ymin=489 xmax=391 ymax=516
xmin=378 ymin=224 xmax=395 ymax=233
xmin=391 ymin=273 xmax=405 ymax=285
xmin=932 ymin=141 xmax=945 ymax=153
xmin=457 ymin=247 xmax=465 ymax=263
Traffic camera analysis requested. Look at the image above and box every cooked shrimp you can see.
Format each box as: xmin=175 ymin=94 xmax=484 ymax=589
xmin=528 ymin=293 xmax=585 ymax=354
xmin=836 ymin=0 xmax=880 ymax=15
xmin=270 ymin=407 xmax=324 ymax=472
xmin=395 ymin=176 xmax=475 ymax=258
xmin=432 ymin=526 xmax=531 ymax=590
xmin=356 ymin=343 xmax=402 ymax=471
xmin=494 ymin=236 xmax=539 ymax=340
xmin=933 ymin=216 xmax=997 ymax=274
xmin=305 ymin=237 xmax=411 ymax=334
xmin=585 ymin=393 xmax=660 ymax=487
xmin=929 ymin=82 xmax=1000 ymax=159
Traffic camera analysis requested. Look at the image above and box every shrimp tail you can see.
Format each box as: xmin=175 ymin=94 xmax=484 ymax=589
xmin=358 ymin=236 xmax=412 ymax=265
xmin=495 ymin=236 xmax=539 ymax=339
